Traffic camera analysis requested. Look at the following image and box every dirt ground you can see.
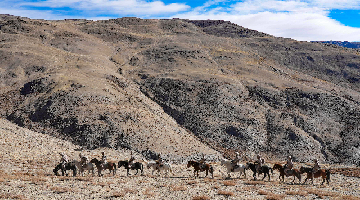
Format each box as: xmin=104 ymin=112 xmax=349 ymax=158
xmin=1 ymin=118 xmax=359 ymax=200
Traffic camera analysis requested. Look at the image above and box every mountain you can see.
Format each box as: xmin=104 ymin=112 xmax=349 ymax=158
xmin=313 ymin=41 xmax=360 ymax=49
xmin=0 ymin=15 xmax=359 ymax=165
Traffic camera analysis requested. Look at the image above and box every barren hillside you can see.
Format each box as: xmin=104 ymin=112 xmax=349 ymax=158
xmin=0 ymin=15 xmax=359 ymax=165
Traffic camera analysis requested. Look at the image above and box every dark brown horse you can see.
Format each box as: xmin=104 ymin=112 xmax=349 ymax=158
xmin=90 ymin=158 xmax=116 ymax=177
xmin=187 ymin=161 xmax=214 ymax=178
xmin=299 ymin=166 xmax=330 ymax=185
xmin=273 ymin=163 xmax=301 ymax=183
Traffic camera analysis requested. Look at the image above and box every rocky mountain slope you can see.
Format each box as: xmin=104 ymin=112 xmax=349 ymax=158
xmin=0 ymin=15 xmax=359 ymax=165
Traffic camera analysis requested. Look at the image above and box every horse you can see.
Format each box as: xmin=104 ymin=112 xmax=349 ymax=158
xmin=299 ymin=166 xmax=330 ymax=185
xmin=73 ymin=160 xmax=95 ymax=176
xmin=53 ymin=162 xmax=77 ymax=177
xmin=187 ymin=161 xmax=214 ymax=178
xmin=220 ymin=159 xmax=247 ymax=179
xmin=147 ymin=161 xmax=172 ymax=176
xmin=90 ymin=158 xmax=116 ymax=177
xmin=118 ymin=160 xmax=144 ymax=176
xmin=246 ymin=162 xmax=273 ymax=181
xmin=272 ymin=163 xmax=301 ymax=183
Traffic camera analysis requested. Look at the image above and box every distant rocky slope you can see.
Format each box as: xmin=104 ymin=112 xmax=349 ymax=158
xmin=0 ymin=15 xmax=359 ymax=165
xmin=313 ymin=41 xmax=360 ymax=49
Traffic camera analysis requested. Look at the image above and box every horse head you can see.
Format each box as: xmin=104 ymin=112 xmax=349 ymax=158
xmin=273 ymin=163 xmax=282 ymax=170
xmin=90 ymin=158 xmax=100 ymax=164
xmin=187 ymin=161 xmax=194 ymax=168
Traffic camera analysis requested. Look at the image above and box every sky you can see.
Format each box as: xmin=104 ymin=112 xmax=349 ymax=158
xmin=1 ymin=0 xmax=360 ymax=41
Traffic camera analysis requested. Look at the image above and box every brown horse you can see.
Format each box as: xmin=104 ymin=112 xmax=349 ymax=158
xmin=187 ymin=161 xmax=214 ymax=178
xmin=90 ymin=158 xmax=116 ymax=177
xmin=273 ymin=163 xmax=301 ymax=183
xmin=299 ymin=166 xmax=330 ymax=185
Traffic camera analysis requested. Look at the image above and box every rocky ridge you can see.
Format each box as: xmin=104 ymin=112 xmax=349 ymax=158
xmin=0 ymin=15 xmax=359 ymax=165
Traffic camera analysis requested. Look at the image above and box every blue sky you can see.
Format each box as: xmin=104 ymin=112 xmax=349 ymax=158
xmin=1 ymin=0 xmax=360 ymax=41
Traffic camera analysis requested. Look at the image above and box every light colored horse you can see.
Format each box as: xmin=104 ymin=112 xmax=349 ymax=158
xmin=146 ymin=161 xmax=172 ymax=176
xmin=73 ymin=160 xmax=95 ymax=176
xmin=220 ymin=159 xmax=247 ymax=179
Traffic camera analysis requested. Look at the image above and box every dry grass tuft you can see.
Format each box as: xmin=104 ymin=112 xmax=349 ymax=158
xmin=285 ymin=190 xmax=308 ymax=196
xmin=218 ymin=190 xmax=235 ymax=196
xmin=331 ymin=168 xmax=360 ymax=178
xmin=143 ymin=187 xmax=155 ymax=197
xmin=223 ymin=180 xmax=236 ymax=186
xmin=171 ymin=185 xmax=187 ymax=191
xmin=203 ymin=178 xmax=216 ymax=183
xmin=123 ymin=187 xmax=137 ymax=194
xmin=110 ymin=191 xmax=125 ymax=198
xmin=75 ymin=177 xmax=91 ymax=182
xmin=258 ymin=190 xmax=285 ymax=200
xmin=341 ymin=195 xmax=360 ymax=200
xmin=187 ymin=180 xmax=197 ymax=185
xmin=193 ymin=195 xmax=211 ymax=200
xmin=92 ymin=181 xmax=108 ymax=187
xmin=244 ymin=180 xmax=265 ymax=185
xmin=50 ymin=186 xmax=73 ymax=194
xmin=306 ymin=188 xmax=338 ymax=198
xmin=0 ymin=193 xmax=27 ymax=200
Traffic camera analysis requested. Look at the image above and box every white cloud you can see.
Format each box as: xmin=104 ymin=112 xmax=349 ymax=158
xmin=20 ymin=0 xmax=190 ymax=15
xmin=171 ymin=0 xmax=360 ymax=41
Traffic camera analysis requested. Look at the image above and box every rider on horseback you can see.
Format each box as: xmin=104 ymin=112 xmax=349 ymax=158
xmin=60 ymin=152 xmax=69 ymax=170
xmin=231 ymin=152 xmax=241 ymax=172
xmin=312 ymin=159 xmax=320 ymax=179
xmin=79 ymin=153 xmax=89 ymax=168
xmin=255 ymin=154 xmax=264 ymax=174
xmin=284 ymin=156 xmax=293 ymax=176
xmin=100 ymin=152 xmax=107 ymax=168
xmin=199 ymin=153 xmax=207 ymax=170
xmin=156 ymin=153 xmax=163 ymax=170
xmin=128 ymin=152 xmax=135 ymax=169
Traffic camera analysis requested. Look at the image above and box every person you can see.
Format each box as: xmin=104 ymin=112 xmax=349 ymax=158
xmin=59 ymin=152 xmax=69 ymax=169
xmin=312 ymin=159 xmax=320 ymax=180
xmin=155 ymin=154 xmax=163 ymax=170
xmin=284 ymin=156 xmax=293 ymax=176
xmin=231 ymin=152 xmax=241 ymax=172
xmin=100 ymin=152 xmax=107 ymax=169
xmin=79 ymin=153 xmax=89 ymax=168
xmin=255 ymin=154 xmax=264 ymax=174
xmin=199 ymin=154 xmax=206 ymax=170
xmin=128 ymin=152 xmax=135 ymax=169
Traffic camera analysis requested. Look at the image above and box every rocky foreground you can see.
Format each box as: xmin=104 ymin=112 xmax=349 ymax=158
xmin=1 ymin=118 xmax=359 ymax=200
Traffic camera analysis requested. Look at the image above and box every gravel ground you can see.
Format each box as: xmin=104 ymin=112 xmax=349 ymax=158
xmin=1 ymin=118 xmax=359 ymax=200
